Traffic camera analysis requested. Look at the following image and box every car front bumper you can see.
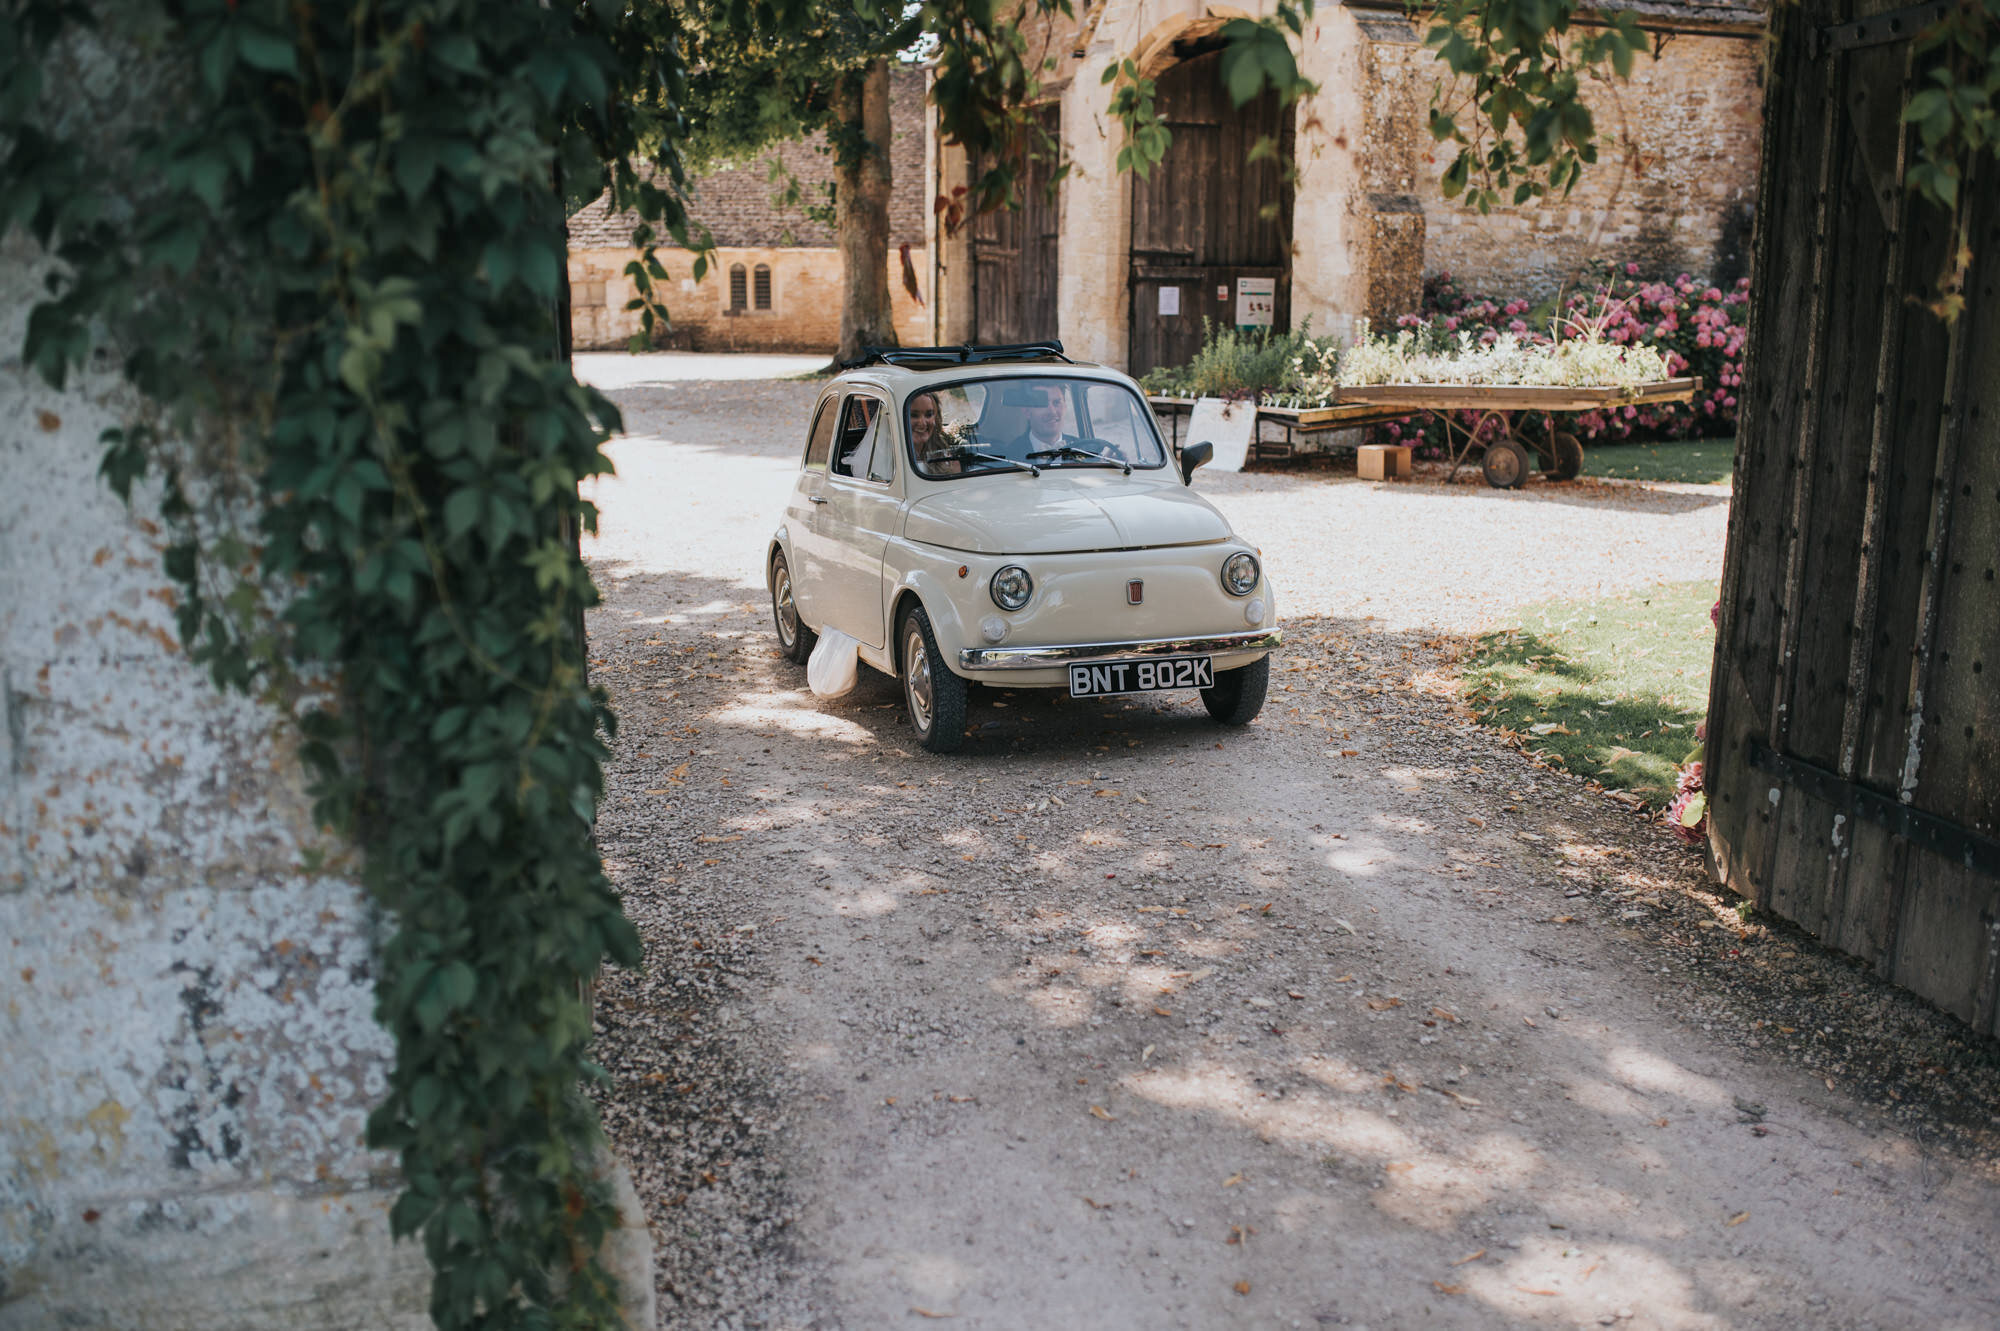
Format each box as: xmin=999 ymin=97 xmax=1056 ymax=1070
xmin=957 ymin=628 xmax=1282 ymax=672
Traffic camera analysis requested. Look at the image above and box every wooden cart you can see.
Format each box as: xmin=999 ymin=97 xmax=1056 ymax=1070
xmin=1148 ymin=377 xmax=1703 ymax=487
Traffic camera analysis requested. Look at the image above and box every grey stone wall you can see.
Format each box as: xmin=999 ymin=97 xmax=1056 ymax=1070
xmin=0 ymin=232 xmax=431 ymax=1328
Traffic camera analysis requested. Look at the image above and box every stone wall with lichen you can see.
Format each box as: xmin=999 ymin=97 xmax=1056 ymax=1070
xmin=1395 ymin=26 xmax=1764 ymax=301
xmin=0 ymin=231 xmax=429 ymax=1329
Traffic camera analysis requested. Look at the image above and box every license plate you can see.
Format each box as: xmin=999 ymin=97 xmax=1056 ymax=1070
xmin=1068 ymin=656 xmax=1214 ymax=698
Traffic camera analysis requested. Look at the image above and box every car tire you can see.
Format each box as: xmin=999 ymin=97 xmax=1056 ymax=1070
xmin=899 ymin=604 xmax=968 ymax=754
xmin=770 ymin=551 xmax=816 ymax=665
xmin=1200 ymin=655 xmax=1270 ymax=726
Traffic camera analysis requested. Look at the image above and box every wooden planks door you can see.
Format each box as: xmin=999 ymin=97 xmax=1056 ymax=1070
xmin=1708 ymin=0 xmax=2000 ymax=1035
xmin=971 ymin=104 xmax=1061 ymax=346
xmin=1127 ymin=47 xmax=1292 ymax=377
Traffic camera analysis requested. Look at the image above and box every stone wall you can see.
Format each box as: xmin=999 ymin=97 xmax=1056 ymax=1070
xmin=0 ymin=235 xmax=428 ymax=1328
xmin=568 ymin=244 xmax=932 ymax=353
xmin=1398 ymin=26 xmax=1764 ymax=300
xmin=924 ymin=0 xmax=1762 ymax=369
xmin=0 ymin=231 xmax=654 ymax=1331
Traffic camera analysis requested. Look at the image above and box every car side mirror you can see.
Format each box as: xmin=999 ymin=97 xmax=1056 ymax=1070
xmin=1180 ymin=440 xmax=1214 ymax=486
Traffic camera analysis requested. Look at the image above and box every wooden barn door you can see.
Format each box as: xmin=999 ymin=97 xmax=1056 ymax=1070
xmin=1127 ymin=47 xmax=1292 ymax=377
xmin=972 ymin=104 xmax=1061 ymax=345
xmin=1709 ymin=0 xmax=2000 ymax=1035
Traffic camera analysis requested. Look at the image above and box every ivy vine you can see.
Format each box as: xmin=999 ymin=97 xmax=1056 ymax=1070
xmin=3 ymin=2 xmax=660 ymax=1325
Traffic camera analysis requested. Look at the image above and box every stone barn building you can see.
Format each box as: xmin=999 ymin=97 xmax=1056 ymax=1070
xmin=567 ymin=66 xmax=933 ymax=354
xmin=924 ymin=0 xmax=1765 ymax=374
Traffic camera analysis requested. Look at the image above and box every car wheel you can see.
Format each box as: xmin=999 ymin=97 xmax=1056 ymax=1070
xmin=1200 ymin=655 xmax=1270 ymax=726
xmin=900 ymin=605 xmax=968 ymax=754
xmin=770 ymin=551 xmax=816 ymax=664
xmin=1481 ymin=438 xmax=1531 ymax=489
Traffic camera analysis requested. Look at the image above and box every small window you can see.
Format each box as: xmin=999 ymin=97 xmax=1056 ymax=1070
xmin=803 ymin=397 xmax=838 ymax=470
xmin=832 ymin=396 xmax=886 ymax=481
xmin=753 ymin=264 xmax=773 ymax=310
xmin=728 ymin=264 xmax=747 ymax=311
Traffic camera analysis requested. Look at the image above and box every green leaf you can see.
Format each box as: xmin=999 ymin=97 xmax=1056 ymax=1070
xmin=236 ymin=29 xmax=298 ymax=76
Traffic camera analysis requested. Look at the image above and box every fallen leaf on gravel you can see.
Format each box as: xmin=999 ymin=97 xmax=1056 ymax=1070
xmin=1522 ymin=1016 xmax=1538 ymax=1028
xmin=1383 ymin=1075 xmax=1420 ymax=1093
xmin=947 ymin=1095 xmax=974 ymax=1103
xmin=1517 ymin=1286 xmax=1559 ymax=1296
xmin=1141 ymin=1045 xmax=1155 ymax=1061
xmin=1431 ymin=1006 xmax=1459 ymax=1022
xmin=1340 ymin=749 xmax=1359 ymax=757
xmin=1451 ymin=1249 xmax=1486 ymax=1266
xmin=1367 ymin=998 xmax=1403 ymax=1010
xmin=1152 ymin=1006 xmax=1172 ymax=1017
xmin=1824 ymin=1077 xmax=1836 ymax=1091
xmin=1232 ymin=1281 xmax=1251 ymax=1295
xmin=883 ymin=1098 xmax=896 ymax=1106
xmin=1383 ymin=1161 xmax=1415 ymax=1173
xmin=697 ymin=834 xmax=742 ymax=843
xmin=806 ymin=956 xmax=821 ymax=965
xmin=1548 ymin=915 xmax=1577 ymax=924
xmin=909 ymin=1308 xmax=956 ymax=1319
xmin=1089 ymin=1105 xmax=1115 ymax=1120
xmin=1289 ymin=990 xmax=1306 ymax=1000
xmin=668 ymin=763 xmax=689 ymax=782
xmin=1333 ymin=974 xmax=1355 ymax=983
xmin=1655 ymin=1118 xmax=1669 ymax=1127
xmin=1334 ymin=919 xmax=1357 ymax=934
xmin=1082 ymin=1196 xmax=1110 ymax=1210
xmin=1095 ymin=789 xmax=1120 ymax=797
xmin=1726 ymin=1212 xmax=1750 ymax=1227
xmin=1441 ymin=1088 xmax=1482 ymax=1107
xmin=1433 ymin=1282 xmax=1464 ymax=1295
xmin=644 ymin=788 xmax=673 ymax=795
xmin=1222 ymin=1173 xmax=1243 ymax=1187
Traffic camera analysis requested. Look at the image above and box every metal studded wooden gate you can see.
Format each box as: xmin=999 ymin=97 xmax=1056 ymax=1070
xmin=1126 ymin=46 xmax=1292 ymax=378
xmin=1708 ymin=0 xmax=1999 ymax=1035
xmin=971 ymin=104 xmax=1060 ymax=346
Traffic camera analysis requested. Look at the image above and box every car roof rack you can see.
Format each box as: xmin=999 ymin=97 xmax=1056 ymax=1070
xmin=840 ymin=341 xmax=1073 ymax=370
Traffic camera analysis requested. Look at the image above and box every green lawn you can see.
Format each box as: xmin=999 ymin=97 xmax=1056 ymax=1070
xmin=1582 ymin=437 xmax=1735 ymax=484
xmin=1462 ymin=581 xmax=1715 ymax=805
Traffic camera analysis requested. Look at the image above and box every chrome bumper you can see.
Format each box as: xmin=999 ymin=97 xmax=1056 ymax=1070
xmin=958 ymin=628 xmax=1282 ymax=671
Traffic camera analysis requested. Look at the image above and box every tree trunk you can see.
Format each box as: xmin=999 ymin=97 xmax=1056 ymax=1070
xmin=834 ymin=58 xmax=897 ymax=365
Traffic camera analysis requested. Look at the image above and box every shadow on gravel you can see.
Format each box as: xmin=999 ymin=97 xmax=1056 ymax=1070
xmin=586 ymin=565 xmax=2000 ymax=1325
xmin=1204 ymin=459 xmax=1731 ymax=517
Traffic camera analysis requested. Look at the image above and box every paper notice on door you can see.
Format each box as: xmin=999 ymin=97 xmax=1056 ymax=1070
xmin=1157 ymin=285 xmax=1181 ymax=317
xmin=1235 ymin=276 xmax=1276 ymax=327
xmin=1187 ymin=397 xmax=1257 ymax=473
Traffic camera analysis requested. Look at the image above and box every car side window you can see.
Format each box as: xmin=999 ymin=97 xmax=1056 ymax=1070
xmin=832 ymin=395 xmax=888 ymax=483
xmin=803 ymin=397 xmax=838 ymax=471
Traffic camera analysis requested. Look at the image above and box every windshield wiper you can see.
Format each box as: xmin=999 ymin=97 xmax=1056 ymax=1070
xmin=1027 ymin=444 xmax=1131 ymax=475
xmin=950 ymin=448 xmax=1040 ymax=476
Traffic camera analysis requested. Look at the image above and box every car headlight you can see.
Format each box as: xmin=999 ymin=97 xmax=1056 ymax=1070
xmin=1221 ymin=551 xmax=1260 ymax=596
xmin=990 ymin=565 xmax=1034 ymax=611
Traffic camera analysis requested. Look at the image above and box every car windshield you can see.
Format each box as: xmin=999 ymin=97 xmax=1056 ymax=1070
xmin=906 ymin=375 xmax=1169 ymax=480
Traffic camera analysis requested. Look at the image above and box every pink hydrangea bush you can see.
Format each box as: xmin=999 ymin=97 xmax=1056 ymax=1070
xmin=1377 ymin=266 xmax=1750 ymax=458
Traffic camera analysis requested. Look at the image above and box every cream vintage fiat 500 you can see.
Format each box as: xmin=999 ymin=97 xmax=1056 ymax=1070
xmin=765 ymin=342 xmax=1280 ymax=753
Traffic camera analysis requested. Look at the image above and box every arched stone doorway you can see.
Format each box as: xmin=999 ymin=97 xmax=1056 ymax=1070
xmin=1126 ymin=43 xmax=1293 ymax=377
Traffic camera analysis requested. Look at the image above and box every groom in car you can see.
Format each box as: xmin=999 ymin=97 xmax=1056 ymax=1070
xmin=1005 ymin=383 xmax=1081 ymax=458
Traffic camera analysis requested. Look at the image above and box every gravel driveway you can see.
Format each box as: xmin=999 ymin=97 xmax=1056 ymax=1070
xmin=579 ymin=359 xmax=2000 ymax=1330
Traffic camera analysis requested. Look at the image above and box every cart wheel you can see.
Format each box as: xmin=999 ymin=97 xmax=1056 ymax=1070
xmin=1481 ymin=438 xmax=1531 ymax=489
xmin=1549 ymin=432 xmax=1585 ymax=481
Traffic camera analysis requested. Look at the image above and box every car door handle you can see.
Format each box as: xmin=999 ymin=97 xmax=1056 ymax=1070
xmin=809 ymin=495 xmax=828 ymax=504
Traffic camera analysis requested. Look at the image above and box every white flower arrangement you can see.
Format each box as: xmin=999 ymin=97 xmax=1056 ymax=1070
xmin=1334 ymin=322 xmax=1671 ymax=389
